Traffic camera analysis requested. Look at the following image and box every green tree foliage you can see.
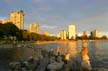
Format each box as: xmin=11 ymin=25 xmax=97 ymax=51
xmin=0 ymin=23 xmax=4 ymax=38
xmin=22 ymin=30 xmax=58 ymax=41
xmin=101 ymin=35 xmax=107 ymax=39
xmin=0 ymin=22 xmax=58 ymax=41
xmin=0 ymin=22 xmax=21 ymax=40
xmin=4 ymin=22 xmax=20 ymax=36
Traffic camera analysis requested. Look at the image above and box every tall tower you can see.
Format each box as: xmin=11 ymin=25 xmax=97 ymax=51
xmin=90 ymin=30 xmax=99 ymax=38
xmin=28 ymin=23 xmax=40 ymax=33
xmin=68 ymin=25 xmax=76 ymax=39
xmin=93 ymin=30 xmax=99 ymax=38
xmin=60 ymin=30 xmax=67 ymax=40
xmin=10 ymin=10 xmax=24 ymax=30
xmin=83 ymin=30 xmax=88 ymax=37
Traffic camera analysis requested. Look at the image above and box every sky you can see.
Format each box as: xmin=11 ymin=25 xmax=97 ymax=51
xmin=0 ymin=0 xmax=108 ymax=36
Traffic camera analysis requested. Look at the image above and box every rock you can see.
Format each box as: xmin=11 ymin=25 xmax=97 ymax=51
xmin=92 ymin=68 xmax=108 ymax=71
xmin=36 ymin=56 xmax=49 ymax=71
xmin=47 ymin=61 xmax=64 ymax=70
xmin=81 ymin=61 xmax=92 ymax=70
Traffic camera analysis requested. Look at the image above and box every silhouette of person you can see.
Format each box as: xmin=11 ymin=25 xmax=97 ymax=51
xmin=81 ymin=42 xmax=91 ymax=70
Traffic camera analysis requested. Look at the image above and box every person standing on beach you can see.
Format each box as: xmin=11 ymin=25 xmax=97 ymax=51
xmin=81 ymin=42 xmax=91 ymax=70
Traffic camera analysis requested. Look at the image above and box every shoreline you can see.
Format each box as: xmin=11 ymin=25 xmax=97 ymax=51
xmin=0 ymin=39 xmax=108 ymax=45
xmin=34 ymin=40 xmax=108 ymax=45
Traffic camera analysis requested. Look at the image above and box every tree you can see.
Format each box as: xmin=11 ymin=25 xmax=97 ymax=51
xmin=101 ymin=35 xmax=107 ymax=39
xmin=0 ymin=24 xmax=4 ymax=38
xmin=4 ymin=22 xmax=20 ymax=36
xmin=0 ymin=22 xmax=21 ymax=40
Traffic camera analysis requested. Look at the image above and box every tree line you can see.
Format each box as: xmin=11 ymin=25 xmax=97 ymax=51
xmin=76 ymin=35 xmax=107 ymax=40
xmin=0 ymin=22 xmax=22 ymax=40
xmin=22 ymin=30 xmax=58 ymax=41
xmin=0 ymin=22 xmax=58 ymax=41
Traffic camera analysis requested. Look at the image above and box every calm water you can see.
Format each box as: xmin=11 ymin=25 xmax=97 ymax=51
xmin=0 ymin=41 xmax=108 ymax=70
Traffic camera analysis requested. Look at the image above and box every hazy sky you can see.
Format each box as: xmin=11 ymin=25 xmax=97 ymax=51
xmin=0 ymin=0 xmax=108 ymax=35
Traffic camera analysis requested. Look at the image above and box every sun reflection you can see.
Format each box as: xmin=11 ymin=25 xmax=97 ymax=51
xmin=56 ymin=41 xmax=77 ymax=58
xmin=94 ymin=41 xmax=100 ymax=59
xmin=68 ymin=41 xmax=77 ymax=58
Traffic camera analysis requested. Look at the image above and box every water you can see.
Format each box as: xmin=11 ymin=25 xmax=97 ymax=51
xmin=88 ymin=41 xmax=108 ymax=69
xmin=0 ymin=41 xmax=108 ymax=70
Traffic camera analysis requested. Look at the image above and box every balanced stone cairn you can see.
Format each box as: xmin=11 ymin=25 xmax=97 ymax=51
xmin=9 ymin=45 xmax=92 ymax=71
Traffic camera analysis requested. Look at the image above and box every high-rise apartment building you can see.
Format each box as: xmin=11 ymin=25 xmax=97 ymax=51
xmin=68 ymin=25 xmax=76 ymax=39
xmin=90 ymin=30 xmax=99 ymax=38
xmin=0 ymin=10 xmax=24 ymax=30
xmin=60 ymin=30 xmax=67 ymax=40
xmin=83 ymin=30 xmax=88 ymax=37
xmin=10 ymin=10 xmax=24 ymax=29
xmin=28 ymin=23 xmax=40 ymax=33
xmin=93 ymin=30 xmax=99 ymax=37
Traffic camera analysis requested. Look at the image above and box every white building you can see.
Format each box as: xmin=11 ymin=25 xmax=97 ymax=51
xmin=93 ymin=30 xmax=99 ymax=38
xmin=68 ymin=25 xmax=76 ymax=39
xmin=83 ymin=30 xmax=88 ymax=37
xmin=28 ymin=23 xmax=40 ymax=33
xmin=60 ymin=30 xmax=67 ymax=40
xmin=0 ymin=10 xmax=24 ymax=30
xmin=10 ymin=10 xmax=24 ymax=30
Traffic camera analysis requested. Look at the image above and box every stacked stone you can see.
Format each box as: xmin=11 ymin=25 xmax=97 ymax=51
xmin=9 ymin=45 xmax=92 ymax=71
